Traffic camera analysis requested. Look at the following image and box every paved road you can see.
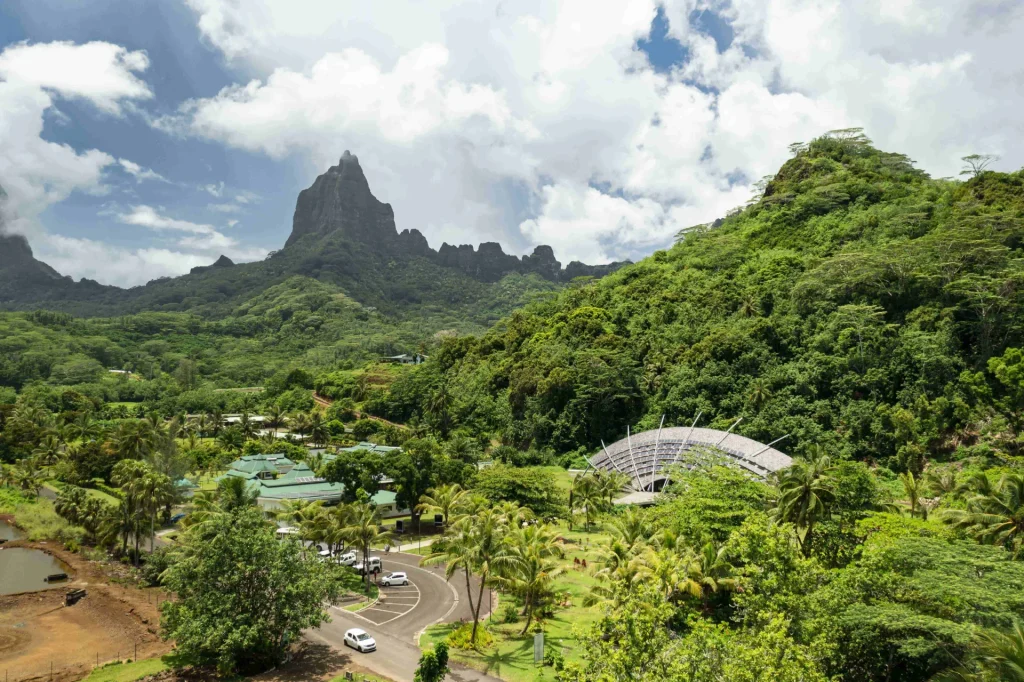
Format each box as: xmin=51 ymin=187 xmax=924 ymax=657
xmin=308 ymin=551 xmax=500 ymax=682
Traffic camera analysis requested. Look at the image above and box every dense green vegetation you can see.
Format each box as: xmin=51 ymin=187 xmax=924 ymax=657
xmin=366 ymin=133 xmax=1024 ymax=474
xmin=3 ymin=132 xmax=1024 ymax=682
xmin=0 ymin=273 xmax=556 ymax=397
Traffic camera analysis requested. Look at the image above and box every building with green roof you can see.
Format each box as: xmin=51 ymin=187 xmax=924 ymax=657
xmin=217 ymin=452 xmax=405 ymax=516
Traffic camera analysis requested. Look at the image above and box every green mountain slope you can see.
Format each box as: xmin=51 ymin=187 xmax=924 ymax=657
xmin=0 ymin=152 xmax=620 ymax=320
xmin=370 ymin=133 xmax=1024 ymax=469
xmin=0 ymin=272 xmax=564 ymax=394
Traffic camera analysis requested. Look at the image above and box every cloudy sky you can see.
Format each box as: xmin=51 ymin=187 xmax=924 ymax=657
xmin=1 ymin=0 xmax=1022 ymax=287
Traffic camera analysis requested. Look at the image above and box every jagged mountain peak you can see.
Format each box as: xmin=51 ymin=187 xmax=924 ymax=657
xmin=285 ymin=154 xmax=628 ymax=282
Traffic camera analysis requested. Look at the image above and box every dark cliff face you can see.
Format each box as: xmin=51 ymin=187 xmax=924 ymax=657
xmin=287 ymin=151 xmax=398 ymax=248
xmin=286 ymin=152 xmax=629 ymax=282
xmin=0 ymin=234 xmax=64 ymax=281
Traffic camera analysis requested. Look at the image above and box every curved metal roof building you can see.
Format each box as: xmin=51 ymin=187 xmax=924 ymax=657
xmin=590 ymin=421 xmax=792 ymax=493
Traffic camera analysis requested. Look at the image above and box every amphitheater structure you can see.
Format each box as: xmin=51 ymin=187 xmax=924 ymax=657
xmin=587 ymin=417 xmax=793 ymax=494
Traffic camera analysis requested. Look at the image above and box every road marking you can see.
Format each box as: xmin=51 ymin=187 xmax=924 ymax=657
xmin=369 ymin=580 xmax=421 ymax=626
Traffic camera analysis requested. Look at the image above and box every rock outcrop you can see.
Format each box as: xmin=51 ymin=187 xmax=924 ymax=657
xmin=189 ymin=254 xmax=236 ymax=274
xmin=286 ymin=152 xmax=629 ymax=283
xmin=0 ymin=234 xmax=65 ymax=281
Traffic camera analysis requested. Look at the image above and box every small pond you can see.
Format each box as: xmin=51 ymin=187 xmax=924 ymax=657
xmin=0 ymin=520 xmax=71 ymax=595
xmin=0 ymin=518 xmax=20 ymax=541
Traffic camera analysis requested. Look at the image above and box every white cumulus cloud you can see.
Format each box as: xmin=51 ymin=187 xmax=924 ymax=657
xmin=0 ymin=40 xmax=152 ymax=114
xmin=174 ymin=0 xmax=1024 ymax=265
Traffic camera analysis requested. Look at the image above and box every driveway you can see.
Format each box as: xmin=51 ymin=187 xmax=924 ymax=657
xmin=308 ymin=551 xmax=500 ymax=682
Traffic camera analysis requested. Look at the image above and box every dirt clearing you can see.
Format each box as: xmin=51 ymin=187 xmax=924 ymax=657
xmin=0 ymin=541 xmax=171 ymax=682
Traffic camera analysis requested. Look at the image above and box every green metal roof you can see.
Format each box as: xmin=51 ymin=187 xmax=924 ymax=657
xmin=371 ymin=490 xmax=397 ymax=506
xmin=337 ymin=442 xmax=401 ymax=454
xmin=226 ymin=454 xmax=296 ymax=475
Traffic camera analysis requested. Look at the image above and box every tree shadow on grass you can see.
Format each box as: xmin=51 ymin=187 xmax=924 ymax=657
xmin=250 ymin=642 xmax=353 ymax=681
xmin=477 ymin=636 xmax=535 ymax=678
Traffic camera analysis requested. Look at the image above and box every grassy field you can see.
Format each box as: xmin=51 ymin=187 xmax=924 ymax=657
xmin=79 ymin=654 xmax=391 ymax=682
xmin=43 ymin=479 xmax=120 ymax=505
xmin=420 ymin=522 xmax=609 ymax=682
xmin=82 ymin=656 xmax=170 ymax=682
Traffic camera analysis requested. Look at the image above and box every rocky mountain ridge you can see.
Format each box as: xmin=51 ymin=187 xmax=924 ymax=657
xmin=287 ymin=151 xmax=627 ymax=283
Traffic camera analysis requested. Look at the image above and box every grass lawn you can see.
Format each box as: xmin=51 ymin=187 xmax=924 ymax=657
xmin=420 ymin=522 xmax=610 ymax=682
xmin=44 ymin=479 xmax=120 ymax=505
xmin=191 ymin=471 xmax=226 ymax=491
xmin=82 ymin=656 xmax=169 ymax=682
xmin=328 ymin=674 xmax=389 ymax=682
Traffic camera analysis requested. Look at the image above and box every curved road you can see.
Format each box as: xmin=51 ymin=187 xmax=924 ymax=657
xmin=307 ymin=551 xmax=500 ymax=682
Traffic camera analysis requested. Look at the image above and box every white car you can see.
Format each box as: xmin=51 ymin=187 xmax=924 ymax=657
xmin=344 ymin=628 xmax=377 ymax=653
xmin=354 ymin=557 xmax=382 ymax=575
xmin=335 ymin=551 xmax=357 ymax=566
xmin=380 ymin=571 xmax=409 ymax=587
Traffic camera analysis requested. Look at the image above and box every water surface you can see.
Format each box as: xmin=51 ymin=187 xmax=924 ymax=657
xmin=0 ymin=520 xmax=71 ymax=595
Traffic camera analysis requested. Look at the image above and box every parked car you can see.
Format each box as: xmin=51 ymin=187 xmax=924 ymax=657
xmin=335 ymin=551 xmax=357 ymax=566
xmin=380 ymin=571 xmax=409 ymax=587
xmin=354 ymin=557 xmax=382 ymax=575
xmin=343 ymin=628 xmax=377 ymax=653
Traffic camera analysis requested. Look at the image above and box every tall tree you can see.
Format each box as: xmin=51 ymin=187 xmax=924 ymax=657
xmin=773 ymin=455 xmax=837 ymax=557
xmin=942 ymin=474 xmax=1024 ymax=557
xmin=343 ymin=501 xmax=392 ymax=590
xmin=161 ymin=506 xmax=339 ymax=675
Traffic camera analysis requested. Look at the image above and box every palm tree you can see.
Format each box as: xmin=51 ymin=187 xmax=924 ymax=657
xmin=291 ymin=412 xmax=311 ymax=443
xmin=417 ymin=483 xmax=468 ymax=528
xmin=773 ymin=454 xmax=837 ymax=556
xmin=32 ymin=434 xmax=63 ymax=469
xmin=111 ymin=459 xmax=152 ymax=564
xmin=115 ymin=421 xmax=156 ymax=460
xmin=606 ymin=505 xmax=652 ymax=550
xmin=493 ymin=524 xmax=565 ymax=635
xmin=585 ymin=538 xmax=644 ymax=607
xmin=688 ymin=541 xmax=739 ymax=610
xmin=494 ymin=500 xmax=534 ymax=526
xmin=900 ymin=471 xmax=928 ymax=520
xmin=569 ymin=473 xmax=604 ymax=531
xmin=925 ymin=466 xmax=960 ymax=498
xmin=443 ymin=435 xmax=480 ymax=464
xmin=11 ymin=457 xmax=43 ymax=495
xmin=142 ymin=472 xmax=175 ymax=551
xmin=184 ymin=429 xmax=201 ymax=451
xmin=308 ymin=411 xmax=329 ymax=447
xmin=426 ymin=384 xmax=454 ymax=438
xmin=207 ymin=410 xmax=224 ymax=439
xmin=596 ymin=471 xmax=630 ymax=507
xmin=189 ymin=413 xmax=210 ymax=441
xmin=265 ymin=406 xmax=288 ymax=438
xmin=344 ymin=502 xmax=393 ymax=590
xmin=238 ymin=412 xmax=259 ymax=441
xmin=422 ymin=510 xmax=506 ymax=646
xmin=935 ymin=619 xmax=1024 ymax=681
xmin=69 ymin=412 xmax=101 ymax=442
xmin=942 ymin=474 xmax=1024 ymax=557
xmin=313 ymin=503 xmax=350 ymax=555
xmin=217 ymin=476 xmax=260 ymax=512
xmin=217 ymin=427 xmax=244 ymax=453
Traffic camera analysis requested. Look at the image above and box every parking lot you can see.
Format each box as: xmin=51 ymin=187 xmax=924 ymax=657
xmin=354 ymin=580 xmax=422 ymax=626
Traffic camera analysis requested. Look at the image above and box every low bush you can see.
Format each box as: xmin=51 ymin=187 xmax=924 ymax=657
xmin=446 ymin=622 xmax=494 ymax=650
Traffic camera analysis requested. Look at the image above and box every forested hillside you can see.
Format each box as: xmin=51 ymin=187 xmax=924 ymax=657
xmin=369 ymin=133 xmax=1024 ymax=471
xmin=0 ymin=273 xmax=560 ymax=401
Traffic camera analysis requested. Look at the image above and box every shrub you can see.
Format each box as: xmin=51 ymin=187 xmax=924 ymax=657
xmin=446 ymin=622 xmax=494 ymax=650
xmin=499 ymin=602 xmax=520 ymax=624
xmin=544 ymin=646 xmax=565 ymax=670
